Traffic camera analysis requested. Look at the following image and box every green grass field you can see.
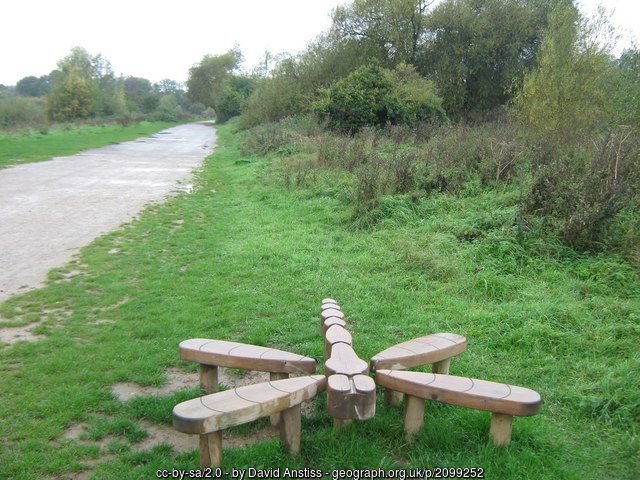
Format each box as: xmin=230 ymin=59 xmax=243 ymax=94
xmin=0 ymin=123 xmax=638 ymax=479
xmin=0 ymin=121 xmax=178 ymax=169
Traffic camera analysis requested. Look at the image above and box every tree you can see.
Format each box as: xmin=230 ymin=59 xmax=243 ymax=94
xmin=515 ymin=2 xmax=614 ymax=144
xmin=16 ymin=75 xmax=50 ymax=97
xmin=45 ymin=67 xmax=93 ymax=121
xmin=216 ymin=76 xmax=256 ymax=123
xmin=123 ymin=76 xmax=152 ymax=111
xmin=156 ymin=94 xmax=182 ymax=121
xmin=313 ymin=64 xmax=445 ymax=133
xmin=186 ymin=48 xmax=242 ymax=110
xmin=332 ymin=0 xmax=434 ymax=65
xmin=613 ymin=49 xmax=640 ymax=130
xmin=420 ymin=0 xmax=557 ymax=117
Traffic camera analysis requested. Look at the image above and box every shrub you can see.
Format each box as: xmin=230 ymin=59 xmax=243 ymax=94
xmin=216 ymin=76 xmax=256 ymax=123
xmin=0 ymin=96 xmax=46 ymax=128
xmin=241 ymin=121 xmax=298 ymax=157
xmin=240 ymin=75 xmax=308 ymax=128
xmin=313 ymin=64 xmax=446 ymax=134
xmin=154 ymin=94 xmax=182 ymax=121
xmin=522 ymin=128 xmax=640 ymax=251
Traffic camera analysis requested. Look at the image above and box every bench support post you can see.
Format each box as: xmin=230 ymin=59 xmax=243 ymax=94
xmin=404 ymin=395 xmax=425 ymax=441
xmin=270 ymin=372 xmax=289 ymax=425
xmin=280 ymin=404 xmax=301 ymax=455
xmin=490 ymin=413 xmax=512 ymax=446
xmin=199 ymin=364 xmax=218 ymax=394
xmin=384 ymin=389 xmax=404 ymax=406
xmin=432 ymin=358 xmax=451 ymax=375
xmin=333 ymin=418 xmax=352 ymax=430
xmin=199 ymin=431 xmax=222 ymax=468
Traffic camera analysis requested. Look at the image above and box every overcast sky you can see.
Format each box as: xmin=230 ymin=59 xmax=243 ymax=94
xmin=0 ymin=0 xmax=638 ymax=86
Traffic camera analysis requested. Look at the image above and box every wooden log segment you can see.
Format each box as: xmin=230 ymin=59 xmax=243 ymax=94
xmin=324 ymin=325 xmax=352 ymax=360
xmin=321 ymin=302 xmax=341 ymax=311
xmin=173 ymin=375 xmax=326 ymax=466
xmin=375 ymin=370 xmax=541 ymax=446
xmin=179 ymin=339 xmax=317 ymax=382
xmin=327 ymin=374 xmax=376 ymax=421
xmin=320 ymin=308 xmax=345 ymax=331
xmin=370 ymin=333 xmax=467 ymax=372
xmin=322 ymin=317 xmax=346 ymax=334
xmin=321 ymin=308 xmax=345 ymax=321
xmin=325 ymin=343 xmax=369 ymax=377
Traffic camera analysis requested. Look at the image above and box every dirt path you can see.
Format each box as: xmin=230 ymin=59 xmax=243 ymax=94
xmin=0 ymin=121 xmax=216 ymax=302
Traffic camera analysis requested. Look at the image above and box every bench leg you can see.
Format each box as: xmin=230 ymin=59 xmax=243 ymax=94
xmin=199 ymin=432 xmax=222 ymax=468
xmin=199 ymin=364 xmax=218 ymax=394
xmin=270 ymin=372 xmax=289 ymax=425
xmin=280 ymin=404 xmax=301 ymax=455
xmin=490 ymin=413 xmax=512 ymax=446
xmin=432 ymin=358 xmax=451 ymax=375
xmin=384 ymin=388 xmax=404 ymax=406
xmin=404 ymin=395 xmax=425 ymax=441
xmin=333 ymin=418 xmax=352 ymax=430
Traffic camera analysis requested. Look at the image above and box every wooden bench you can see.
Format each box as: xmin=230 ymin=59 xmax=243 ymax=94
xmin=173 ymin=375 xmax=326 ymax=467
xmin=370 ymin=333 xmax=467 ymax=406
xmin=180 ymin=339 xmax=317 ymax=426
xmin=179 ymin=338 xmax=317 ymax=394
xmin=375 ymin=369 xmax=541 ymax=445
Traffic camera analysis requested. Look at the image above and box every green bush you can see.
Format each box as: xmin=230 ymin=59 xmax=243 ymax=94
xmin=241 ymin=116 xmax=322 ymax=157
xmin=0 ymin=96 xmax=46 ymax=128
xmin=313 ymin=64 xmax=446 ymax=134
xmin=239 ymin=74 xmax=308 ymax=128
xmin=154 ymin=94 xmax=182 ymax=121
xmin=216 ymin=76 xmax=255 ymax=123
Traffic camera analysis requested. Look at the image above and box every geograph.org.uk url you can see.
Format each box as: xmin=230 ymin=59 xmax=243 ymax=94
xmin=156 ymin=467 xmax=485 ymax=480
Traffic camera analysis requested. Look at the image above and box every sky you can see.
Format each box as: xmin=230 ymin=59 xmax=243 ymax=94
xmin=0 ymin=0 xmax=638 ymax=86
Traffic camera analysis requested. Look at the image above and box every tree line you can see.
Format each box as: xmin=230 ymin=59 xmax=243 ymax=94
xmin=1 ymin=47 xmax=207 ymax=128
xmin=186 ymin=0 xmax=639 ymax=257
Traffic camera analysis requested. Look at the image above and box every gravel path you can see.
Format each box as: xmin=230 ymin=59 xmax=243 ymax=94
xmin=0 ymin=121 xmax=216 ymax=302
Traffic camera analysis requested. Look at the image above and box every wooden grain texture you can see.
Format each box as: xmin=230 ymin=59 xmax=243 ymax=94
xmin=321 ymin=308 xmax=345 ymax=321
xmin=179 ymin=338 xmax=316 ymax=374
xmin=326 ymin=374 xmax=376 ymax=420
xmin=432 ymin=358 xmax=451 ymax=375
xmin=279 ymin=404 xmax=301 ymax=454
xmin=370 ymin=333 xmax=467 ymax=371
xmin=490 ymin=412 xmax=513 ymax=446
xmin=324 ymin=325 xmax=352 ymax=360
xmin=375 ymin=370 xmax=541 ymax=416
xmin=173 ymin=375 xmax=326 ymax=434
xmin=404 ymin=395 xmax=425 ymax=440
xmin=269 ymin=372 xmax=289 ymax=426
xmin=384 ymin=389 xmax=404 ymax=406
xmin=325 ymin=343 xmax=369 ymax=376
xmin=199 ymin=364 xmax=218 ymax=394
xmin=199 ymin=432 xmax=222 ymax=467
xmin=321 ymin=302 xmax=341 ymax=311
xmin=322 ymin=317 xmax=346 ymax=334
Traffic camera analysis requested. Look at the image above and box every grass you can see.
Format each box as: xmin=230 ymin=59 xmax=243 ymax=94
xmin=0 ymin=121 xmax=178 ymax=169
xmin=0 ymin=122 xmax=638 ymax=479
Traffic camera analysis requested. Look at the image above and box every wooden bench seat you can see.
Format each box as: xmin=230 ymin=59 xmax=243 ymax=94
xmin=370 ymin=332 xmax=467 ymax=373
xmin=173 ymin=375 xmax=326 ymax=466
xmin=325 ymin=343 xmax=368 ymax=377
xmin=179 ymin=338 xmax=317 ymax=395
xmin=371 ymin=332 xmax=467 ymax=406
xmin=375 ymin=370 xmax=541 ymax=445
xmin=324 ymin=324 xmax=352 ymax=360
